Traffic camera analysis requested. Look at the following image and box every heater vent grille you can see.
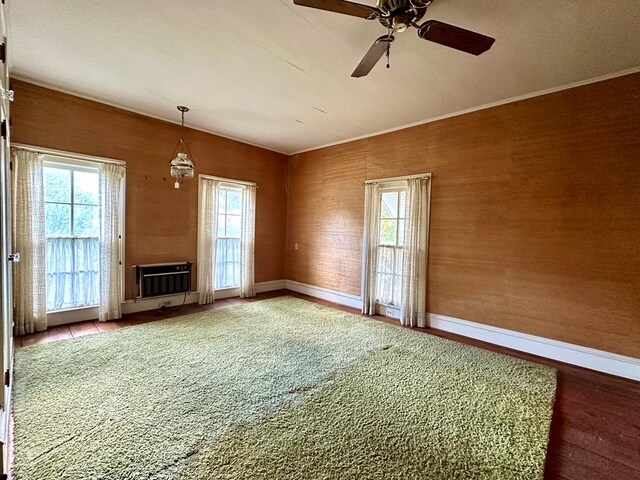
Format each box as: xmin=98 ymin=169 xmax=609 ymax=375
xmin=134 ymin=262 xmax=192 ymax=298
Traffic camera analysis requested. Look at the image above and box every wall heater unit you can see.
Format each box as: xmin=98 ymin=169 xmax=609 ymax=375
xmin=134 ymin=262 xmax=192 ymax=299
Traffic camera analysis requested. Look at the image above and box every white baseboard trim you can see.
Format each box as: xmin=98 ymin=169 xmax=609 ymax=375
xmin=45 ymin=278 xmax=639 ymax=381
xmin=284 ymin=280 xmax=640 ymax=381
xmin=256 ymin=279 xmax=287 ymax=293
xmin=284 ymin=280 xmax=362 ymax=309
xmin=48 ymin=280 xmax=287 ymax=326
xmin=428 ymin=313 xmax=640 ymax=382
xmin=121 ymin=292 xmax=199 ymax=315
xmin=122 ymin=279 xmax=287 ymax=314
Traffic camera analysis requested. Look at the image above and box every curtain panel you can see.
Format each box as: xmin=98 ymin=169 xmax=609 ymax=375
xmin=400 ymin=177 xmax=430 ymax=327
xmin=215 ymin=238 xmax=240 ymax=289
xmin=98 ymin=162 xmax=125 ymax=322
xmin=361 ymin=183 xmax=381 ymax=315
xmin=239 ymin=185 xmax=256 ymax=298
xmin=198 ymin=178 xmax=256 ymax=304
xmin=12 ymin=149 xmax=47 ymax=335
xmin=197 ymin=178 xmax=220 ymax=305
xmin=46 ymin=236 xmax=100 ymax=311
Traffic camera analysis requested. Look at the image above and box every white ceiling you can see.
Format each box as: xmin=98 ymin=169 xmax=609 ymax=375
xmin=8 ymin=0 xmax=640 ymax=154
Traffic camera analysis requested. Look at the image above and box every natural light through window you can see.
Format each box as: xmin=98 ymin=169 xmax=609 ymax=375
xmin=44 ymin=161 xmax=100 ymax=311
xmin=215 ymin=186 xmax=242 ymax=289
xmin=376 ymin=189 xmax=406 ymax=306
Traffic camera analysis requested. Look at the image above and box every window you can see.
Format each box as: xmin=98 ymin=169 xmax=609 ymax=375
xmin=197 ymin=176 xmax=256 ymax=304
xmin=376 ymin=189 xmax=407 ymax=306
xmin=44 ymin=160 xmax=101 ymax=311
xmin=362 ymin=174 xmax=430 ymax=325
xmin=215 ymin=186 xmax=242 ymax=289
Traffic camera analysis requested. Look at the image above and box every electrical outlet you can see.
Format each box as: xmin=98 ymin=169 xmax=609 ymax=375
xmin=294 ymin=243 xmax=299 ymax=250
xmin=159 ymin=300 xmax=171 ymax=308
xmin=385 ymin=307 xmax=396 ymax=318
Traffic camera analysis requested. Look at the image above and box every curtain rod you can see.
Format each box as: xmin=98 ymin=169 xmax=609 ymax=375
xmin=11 ymin=143 xmax=127 ymax=167
xmin=199 ymin=174 xmax=258 ymax=188
xmin=364 ymin=173 xmax=431 ymax=185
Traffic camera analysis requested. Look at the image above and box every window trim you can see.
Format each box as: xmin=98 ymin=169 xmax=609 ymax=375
xmin=376 ymin=187 xmax=406 ymax=307
xmin=215 ymin=185 xmax=242 ymax=289
xmin=199 ymin=174 xmax=256 ymax=188
xmin=13 ymin=143 xmax=126 ymax=167
xmin=42 ymin=152 xmax=126 ymax=315
xmin=198 ymin=174 xmax=256 ymax=293
xmin=365 ymin=173 xmax=431 ymax=311
xmin=44 ymin=158 xmax=101 ymax=312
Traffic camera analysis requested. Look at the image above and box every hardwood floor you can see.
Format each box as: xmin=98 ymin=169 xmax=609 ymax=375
xmin=17 ymin=291 xmax=640 ymax=480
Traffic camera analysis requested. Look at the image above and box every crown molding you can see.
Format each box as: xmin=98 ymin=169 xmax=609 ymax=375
xmin=12 ymin=66 xmax=640 ymax=157
xmin=288 ymin=66 xmax=640 ymax=156
xmin=10 ymin=74 xmax=290 ymax=156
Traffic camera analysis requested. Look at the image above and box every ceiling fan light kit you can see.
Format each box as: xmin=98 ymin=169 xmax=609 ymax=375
xmin=292 ymin=0 xmax=495 ymax=77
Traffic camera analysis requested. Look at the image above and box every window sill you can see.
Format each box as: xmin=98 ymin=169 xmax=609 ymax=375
xmin=377 ymin=301 xmax=401 ymax=309
xmin=47 ymin=305 xmax=100 ymax=327
xmin=47 ymin=305 xmax=99 ymax=315
xmin=215 ymin=286 xmax=240 ymax=292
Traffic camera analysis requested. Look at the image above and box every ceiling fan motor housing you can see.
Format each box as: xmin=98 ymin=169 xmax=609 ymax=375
xmin=376 ymin=0 xmax=427 ymax=31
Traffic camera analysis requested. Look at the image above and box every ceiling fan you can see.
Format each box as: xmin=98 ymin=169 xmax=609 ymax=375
xmin=292 ymin=0 xmax=495 ymax=77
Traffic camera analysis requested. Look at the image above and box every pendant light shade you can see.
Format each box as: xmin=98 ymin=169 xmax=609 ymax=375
xmin=170 ymin=106 xmax=195 ymax=189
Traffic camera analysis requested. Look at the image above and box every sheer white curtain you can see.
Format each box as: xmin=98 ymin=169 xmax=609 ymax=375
xmin=400 ymin=177 xmax=430 ymax=327
xmin=215 ymin=238 xmax=240 ymax=288
xmin=98 ymin=163 xmax=125 ymax=322
xmin=12 ymin=149 xmax=47 ymax=335
xmin=46 ymin=237 xmax=100 ymax=311
xmin=197 ymin=178 xmax=220 ymax=305
xmin=239 ymin=185 xmax=256 ymax=298
xmin=361 ymin=182 xmax=381 ymax=315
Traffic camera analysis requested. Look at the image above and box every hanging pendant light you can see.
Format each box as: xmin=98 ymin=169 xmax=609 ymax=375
xmin=170 ymin=106 xmax=195 ymax=189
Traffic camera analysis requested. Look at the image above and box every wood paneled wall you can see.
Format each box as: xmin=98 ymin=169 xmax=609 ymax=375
xmin=287 ymin=73 xmax=640 ymax=358
xmin=10 ymin=75 xmax=640 ymax=358
xmin=11 ymin=80 xmax=288 ymax=299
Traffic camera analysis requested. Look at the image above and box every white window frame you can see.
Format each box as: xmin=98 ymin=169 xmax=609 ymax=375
xmin=375 ymin=181 xmax=407 ymax=309
xmin=198 ymin=174 xmax=256 ymax=298
xmin=43 ymin=157 xmax=101 ymax=312
xmin=215 ymin=183 xmax=243 ymax=290
xmin=362 ymin=173 xmax=431 ymax=320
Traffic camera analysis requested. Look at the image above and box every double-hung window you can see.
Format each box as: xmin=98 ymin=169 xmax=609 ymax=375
xmin=362 ymin=174 xmax=430 ymax=326
xmin=197 ymin=175 xmax=256 ymax=304
xmin=376 ymin=188 xmax=407 ymax=307
xmin=12 ymin=147 xmax=125 ymax=330
xmin=44 ymin=159 xmax=100 ymax=311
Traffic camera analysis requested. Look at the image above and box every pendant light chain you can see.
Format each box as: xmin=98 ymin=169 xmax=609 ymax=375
xmin=180 ymin=109 xmax=185 ymax=151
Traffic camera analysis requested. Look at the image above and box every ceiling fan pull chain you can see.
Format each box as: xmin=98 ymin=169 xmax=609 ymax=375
xmin=386 ymin=29 xmax=392 ymax=69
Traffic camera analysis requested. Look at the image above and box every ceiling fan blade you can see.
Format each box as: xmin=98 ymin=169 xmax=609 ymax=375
xmin=351 ymin=35 xmax=394 ymax=78
xmin=418 ymin=20 xmax=495 ymax=55
xmin=293 ymin=0 xmax=378 ymax=20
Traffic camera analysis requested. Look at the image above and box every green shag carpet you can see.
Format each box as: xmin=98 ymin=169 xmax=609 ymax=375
xmin=13 ymin=296 xmax=556 ymax=479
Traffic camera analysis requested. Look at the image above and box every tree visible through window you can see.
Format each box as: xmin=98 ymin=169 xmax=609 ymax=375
xmin=376 ymin=189 xmax=406 ymax=306
xmin=215 ymin=186 xmax=242 ymax=289
xmin=44 ymin=162 xmax=100 ymax=311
